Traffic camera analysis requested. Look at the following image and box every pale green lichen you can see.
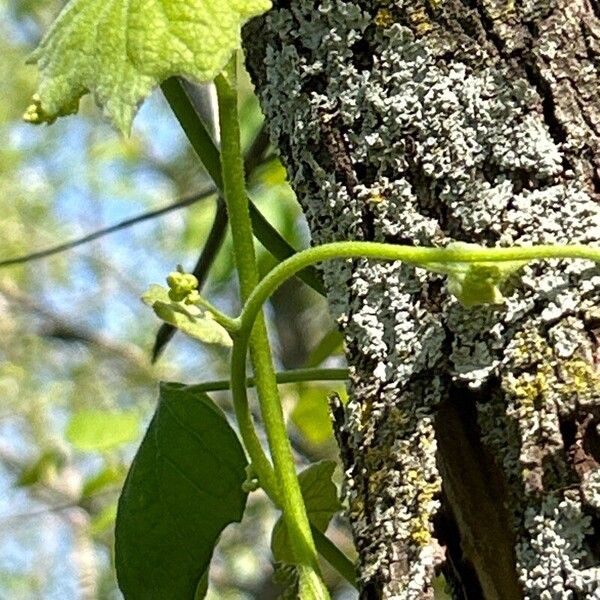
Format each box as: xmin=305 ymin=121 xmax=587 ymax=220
xmin=247 ymin=0 xmax=600 ymax=596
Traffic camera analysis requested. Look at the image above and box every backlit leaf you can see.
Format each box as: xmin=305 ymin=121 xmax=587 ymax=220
xmin=26 ymin=0 xmax=272 ymax=132
xmin=142 ymin=285 xmax=233 ymax=347
xmin=66 ymin=410 xmax=140 ymax=452
xmin=291 ymin=386 xmax=337 ymax=446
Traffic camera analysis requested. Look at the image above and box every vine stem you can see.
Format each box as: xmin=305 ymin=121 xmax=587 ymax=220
xmin=215 ymin=59 xmax=323 ymax=577
xmin=239 ymin=241 xmax=600 ymax=332
xmin=229 ymin=241 xmax=600 ymax=518
xmin=188 ymin=368 xmax=349 ymax=393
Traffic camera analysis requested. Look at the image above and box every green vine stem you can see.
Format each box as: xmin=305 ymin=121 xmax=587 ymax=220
xmin=229 ymin=240 xmax=600 ymax=518
xmin=215 ymin=58 xmax=323 ymax=578
xmin=161 ymin=77 xmax=326 ymax=297
xmin=239 ymin=242 xmax=600 ymax=333
xmin=214 ymin=56 xmax=599 ymax=593
xmin=189 ymin=368 xmax=349 ymax=393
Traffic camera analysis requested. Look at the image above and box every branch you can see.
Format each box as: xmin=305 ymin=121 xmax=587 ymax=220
xmin=0 ymin=188 xmax=215 ymax=268
xmin=0 ymin=281 xmax=153 ymax=375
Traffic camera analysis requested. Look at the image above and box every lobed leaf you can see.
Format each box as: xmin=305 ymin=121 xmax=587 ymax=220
xmin=115 ymin=383 xmax=248 ymax=599
xmin=26 ymin=0 xmax=272 ymax=133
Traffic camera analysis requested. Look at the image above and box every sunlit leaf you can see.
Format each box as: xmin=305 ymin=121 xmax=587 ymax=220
xmin=305 ymin=329 xmax=344 ymax=368
xmin=82 ymin=464 xmax=126 ymax=497
xmin=17 ymin=449 xmax=65 ymax=487
xmin=115 ymin=383 xmax=248 ymax=599
xmin=26 ymin=0 xmax=272 ymax=132
xmin=142 ymin=285 xmax=233 ymax=347
xmin=291 ymin=386 xmax=336 ymax=446
xmin=90 ymin=502 xmax=118 ymax=536
xmin=66 ymin=410 xmax=140 ymax=452
xmin=141 ymin=284 xmax=170 ymax=306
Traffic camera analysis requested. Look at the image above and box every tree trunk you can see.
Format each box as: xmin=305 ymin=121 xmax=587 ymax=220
xmin=244 ymin=1 xmax=600 ymax=597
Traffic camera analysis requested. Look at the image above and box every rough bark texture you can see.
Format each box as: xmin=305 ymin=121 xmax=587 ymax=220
xmin=244 ymin=1 xmax=600 ymax=598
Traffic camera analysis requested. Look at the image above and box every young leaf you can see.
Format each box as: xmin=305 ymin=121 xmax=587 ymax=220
xmin=142 ymin=284 xmax=233 ymax=347
xmin=17 ymin=449 xmax=66 ymax=487
xmin=26 ymin=0 xmax=272 ymax=133
xmin=271 ymin=461 xmax=342 ymax=564
xmin=153 ymin=301 xmax=233 ymax=347
xmin=115 ymin=383 xmax=248 ymax=600
xmin=90 ymin=502 xmax=118 ymax=536
xmin=82 ymin=464 xmax=126 ymax=497
xmin=66 ymin=410 xmax=140 ymax=452
xmin=421 ymin=243 xmax=527 ymax=307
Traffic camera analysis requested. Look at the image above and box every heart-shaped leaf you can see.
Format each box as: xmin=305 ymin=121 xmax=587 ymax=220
xmin=115 ymin=383 xmax=248 ymax=599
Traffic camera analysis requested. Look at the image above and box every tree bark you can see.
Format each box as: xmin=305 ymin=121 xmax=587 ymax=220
xmin=244 ymin=1 xmax=600 ymax=597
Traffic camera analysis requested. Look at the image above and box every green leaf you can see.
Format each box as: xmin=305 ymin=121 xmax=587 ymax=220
xmin=153 ymin=302 xmax=233 ymax=347
xmin=26 ymin=0 xmax=272 ymax=133
xmin=82 ymin=464 xmax=126 ymax=497
xmin=142 ymin=285 xmax=233 ymax=347
xmin=271 ymin=461 xmax=342 ymax=564
xmin=66 ymin=410 xmax=140 ymax=452
xmin=305 ymin=329 xmax=344 ymax=368
xmin=422 ymin=243 xmax=527 ymax=307
xmin=17 ymin=449 xmax=66 ymax=487
xmin=115 ymin=383 xmax=248 ymax=600
xmin=291 ymin=386 xmax=336 ymax=446
xmin=141 ymin=284 xmax=171 ymax=306
xmin=90 ymin=502 xmax=118 ymax=536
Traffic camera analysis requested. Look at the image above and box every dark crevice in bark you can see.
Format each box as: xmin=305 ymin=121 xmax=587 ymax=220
xmin=434 ymin=502 xmax=483 ymax=600
xmin=562 ymin=412 xmax=600 ymax=482
xmin=589 ymin=0 xmax=600 ymax=22
xmin=435 ymin=387 xmax=523 ymax=600
xmin=349 ymin=30 xmax=376 ymax=72
xmin=522 ymin=65 xmax=573 ymax=173
xmin=458 ymin=0 xmax=507 ymax=56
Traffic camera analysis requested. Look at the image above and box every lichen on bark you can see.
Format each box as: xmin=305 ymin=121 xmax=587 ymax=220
xmin=244 ymin=0 xmax=600 ymax=597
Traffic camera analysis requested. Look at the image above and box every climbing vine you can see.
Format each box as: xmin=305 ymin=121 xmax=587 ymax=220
xmin=24 ymin=0 xmax=600 ymax=597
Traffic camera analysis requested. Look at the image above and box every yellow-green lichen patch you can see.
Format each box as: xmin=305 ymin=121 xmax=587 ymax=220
xmin=556 ymin=358 xmax=600 ymax=407
xmin=407 ymin=7 xmax=434 ymax=34
xmin=374 ymin=8 xmax=395 ymax=28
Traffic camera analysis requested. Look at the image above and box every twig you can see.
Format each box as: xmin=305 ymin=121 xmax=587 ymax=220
xmin=0 ymin=281 xmax=153 ymax=374
xmin=0 ymin=187 xmax=215 ymax=268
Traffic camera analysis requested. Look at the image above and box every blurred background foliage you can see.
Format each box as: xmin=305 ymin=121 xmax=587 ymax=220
xmin=0 ymin=0 xmax=357 ymax=597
